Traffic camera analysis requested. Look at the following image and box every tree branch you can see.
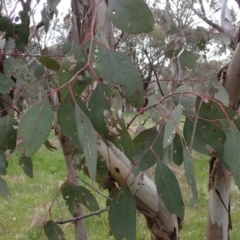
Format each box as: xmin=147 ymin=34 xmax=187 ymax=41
xmin=56 ymin=207 xmax=109 ymax=224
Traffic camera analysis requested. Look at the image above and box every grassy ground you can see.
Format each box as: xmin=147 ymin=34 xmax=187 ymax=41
xmin=1 ymin=114 xmax=240 ymax=239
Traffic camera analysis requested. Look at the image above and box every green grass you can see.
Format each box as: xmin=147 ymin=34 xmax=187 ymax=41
xmin=1 ymin=125 xmax=240 ymax=239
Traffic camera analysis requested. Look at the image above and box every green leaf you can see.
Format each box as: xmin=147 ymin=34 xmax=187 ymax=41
xmin=0 ymin=17 xmax=14 ymax=39
xmin=19 ymin=155 xmax=33 ymax=178
xmin=223 ymin=128 xmax=240 ymax=190
xmin=41 ymin=7 xmax=50 ymax=33
xmin=0 ymin=177 xmax=10 ymax=199
xmin=15 ymin=24 xmax=29 ymax=51
xmin=61 ymin=182 xmax=100 ymax=215
xmin=155 ymin=161 xmax=184 ymax=219
xmin=0 ymin=116 xmax=17 ymax=152
xmin=108 ymin=0 xmax=154 ymax=33
xmin=34 ymin=65 xmax=45 ymax=78
xmin=165 ymin=41 xmax=182 ymax=58
xmin=163 ymin=104 xmax=182 ymax=148
xmin=39 ymin=56 xmax=60 ymax=71
xmin=75 ymin=104 xmax=97 ymax=181
xmin=0 ymin=73 xmax=15 ymax=94
xmin=183 ymin=116 xmax=225 ymax=156
xmin=183 ymin=148 xmax=198 ymax=206
xmin=172 ymin=85 xmax=196 ymax=114
xmin=0 ymin=153 xmax=7 ymax=175
xmin=172 ymin=133 xmax=184 ymax=165
xmin=102 ymin=50 xmax=144 ymax=108
xmin=17 ymin=100 xmax=53 ymax=157
xmin=44 ymin=220 xmax=65 ymax=240
xmin=133 ymin=127 xmax=163 ymax=174
xmin=57 ymin=94 xmax=88 ymax=150
xmin=109 ymin=185 xmax=136 ymax=240
xmin=179 ymin=49 xmax=196 ymax=71
xmin=59 ymin=46 xmax=91 ymax=98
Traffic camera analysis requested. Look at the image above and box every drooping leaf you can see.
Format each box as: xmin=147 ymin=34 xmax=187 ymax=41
xmin=59 ymin=46 xmax=91 ymax=98
xmin=15 ymin=24 xmax=29 ymax=51
xmin=165 ymin=41 xmax=182 ymax=58
xmin=57 ymin=94 xmax=88 ymax=151
xmin=0 ymin=153 xmax=7 ymax=175
xmin=183 ymin=116 xmax=225 ymax=156
xmin=108 ymin=0 xmax=154 ymax=33
xmin=163 ymin=104 xmax=182 ymax=148
xmin=17 ymin=100 xmax=52 ymax=157
xmin=133 ymin=127 xmax=163 ymax=174
xmin=0 ymin=73 xmax=15 ymax=94
xmin=172 ymin=85 xmax=196 ymax=114
xmin=41 ymin=7 xmax=50 ymax=33
xmin=109 ymin=185 xmax=136 ymax=240
xmin=223 ymin=128 xmax=240 ymax=190
xmin=39 ymin=56 xmax=60 ymax=71
xmin=102 ymin=49 xmax=144 ymax=108
xmin=155 ymin=161 xmax=184 ymax=219
xmin=172 ymin=133 xmax=184 ymax=166
xmin=19 ymin=155 xmax=33 ymax=178
xmin=0 ymin=116 xmax=17 ymax=152
xmin=179 ymin=49 xmax=196 ymax=71
xmin=0 ymin=177 xmax=10 ymax=199
xmin=183 ymin=148 xmax=198 ymax=206
xmin=34 ymin=65 xmax=45 ymax=78
xmin=118 ymin=129 xmax=135 ymax=160
xmin=75 ymin=104 xmax=97 ymax=181
xmin=44 ymin=220 xmax=65 ymax=240
xmin=61 ymin=181 xmax=100 ymax=215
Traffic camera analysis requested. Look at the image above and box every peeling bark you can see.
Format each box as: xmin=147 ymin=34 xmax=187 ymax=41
xmin=206 ymin=158 xmax=232 ymax=240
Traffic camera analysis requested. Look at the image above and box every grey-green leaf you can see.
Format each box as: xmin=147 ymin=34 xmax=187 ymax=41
xmin=75 ymin=104 xmax=97 ymax=181
xmin=108 ymin=0 xmax=154 ymax=33
xmin=103 ymin=50 xmax=144 ymax=108
xmin=155 ymin=161 xmax=184 ymax=219
xmin=163 ymin=104 xmax=182 ymax=148
xmin=19 ymin=155 xmax=33 ymax=178
xmin=39 ymin=56 xmax=60 ymax=71
xmin=17 ymin=100 xmax=52 ymax=157
xmin=0 ymin=177 xmax=10 ymax=199
xmin=0 ymin=73 xmax=15 ymax=94
xmin=109 ymin=185 xmax=136 ymax=240
xmin=223 ymin=128 xmax=240 ymax=190
xmin=179 ymin=49 xmax=196 ymax=71
xmin=44 ymin=220 xmax=65 ymax=240
xmin=183 ymin=148 xmax=198 ymax=206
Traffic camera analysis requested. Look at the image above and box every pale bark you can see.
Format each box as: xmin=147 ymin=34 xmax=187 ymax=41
xmin=206 ymin=158 xmax=232 ymax=240
xmin=59 ymin=132 xmax=88 ymax=240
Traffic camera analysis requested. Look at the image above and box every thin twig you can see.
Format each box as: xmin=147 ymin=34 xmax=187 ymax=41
xmin=77 ymin=175 xmax=112 ymax=200
xmin=56 ymin=207 xmax=109 ymax=224
xmin=143 ymin=49 xmax=165 ymax=97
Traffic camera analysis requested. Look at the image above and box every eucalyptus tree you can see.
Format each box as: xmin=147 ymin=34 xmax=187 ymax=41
xmin=1 ymin=0 xmax=240 ymax=240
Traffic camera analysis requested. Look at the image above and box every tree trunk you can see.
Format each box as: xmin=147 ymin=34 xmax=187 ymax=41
xmin=58 ymin=131 xmax=88 ymax=240
xmin=206 ymin=158 xmax=232 ymax=240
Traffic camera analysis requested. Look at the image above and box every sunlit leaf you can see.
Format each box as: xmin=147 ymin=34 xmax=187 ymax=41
xmin=44 ymin=220 xmax=65 ymax=240
xmin=17 ymin=100 xmax=52 ymax=157
xmin=155 ymin=161 xmax=184 ymax=219
xmin=108 ymin=0 xmax=154 ymax=33
xmin=109 ymin=185 xmax=136 ymax=240
xmin=75 ymin=104 xmax=97 ymax=181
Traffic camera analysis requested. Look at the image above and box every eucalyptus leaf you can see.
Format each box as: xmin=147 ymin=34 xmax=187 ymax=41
xmin=44 ymin=220 xmax=65 ymax=240
xmin=0 ymin=73 xmax=15 ymax=94
xmin=108 ymin=0 xmax=154 ymax=33
xmin=109 ymin=185 xmax=136 ymax=240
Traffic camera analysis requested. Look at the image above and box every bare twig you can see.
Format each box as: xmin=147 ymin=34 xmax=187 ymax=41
xmin=143 ymin=49 xmax=165 ymax=97
xmin=56 ymin=207 xmax=109 ymax=224
xmin=77 ymin=175 xmax=112 ymax=200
